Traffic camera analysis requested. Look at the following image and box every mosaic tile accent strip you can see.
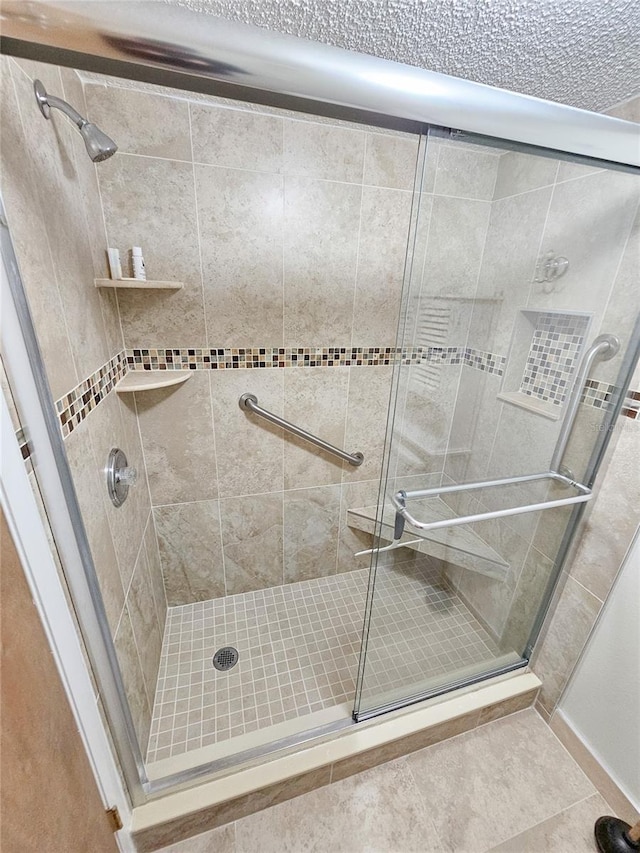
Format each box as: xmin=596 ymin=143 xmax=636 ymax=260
xmin=146 ymin=562 xmax=501 ymax=763
xmin=55 ymin=351 xmax=127 ymax=438
xmin=582 ymin=379 xmax=640 ymax=421
xmin=520 ymin=312 xmax=589 ymax=406
xmin=463 ymin=348 xmax=507 ymax=376
xmin=126 ymin=346 xmax=398 ymax=370
xmin=52 ymin=344 xmax=638 ymax=442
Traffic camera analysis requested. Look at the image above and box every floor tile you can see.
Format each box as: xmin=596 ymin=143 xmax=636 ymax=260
xmin=147 ymin=563 xmax=501 ymax=763
xmin=404 ymin=709 xmax=596 ymax=852
xmin=489 ymin=793 xmax=612 ymax=852
xmin=235 ymin=758 xmax=443 ymax=853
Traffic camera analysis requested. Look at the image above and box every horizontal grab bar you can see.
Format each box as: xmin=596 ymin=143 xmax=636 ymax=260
xmin=239 ymin=393 xmax=364 ymax=467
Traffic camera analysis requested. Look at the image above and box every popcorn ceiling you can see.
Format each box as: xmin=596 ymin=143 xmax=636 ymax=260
xmin=165 ymin=0 xmax=640 ymax=112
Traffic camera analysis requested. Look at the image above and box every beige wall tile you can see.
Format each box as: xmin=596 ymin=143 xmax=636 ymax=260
xmin=606 ymin=94 xmax=640 ymax=121
xmin=500 ymin=545 xmax=555 ymax=653
xmin=220 ymin=493 xmax=284 ymax=595
xmin=434 ymin=145 xmax=499 ymax=200
xmin=196 ymin=164 xmax=284 ymax=347
xmin=9 ymin=61 xmax=115 ymax=380
xmin=453 ymin=517 xmax=531 ymax=641
xmin=593 ymin=204 xmax=640 ymax=384
xmin=352 ymin=186 xmax=413 ymax=347
xmin=283 ymin=367 xmax=349 ymax=489
xmin=97 ymin=154 xmax=206 ymax=347
xmin=283 ymin=485 xmax=341 ymax=583
xmin=336 ymin=479 xmax=380 ymax=574
xmin=283 ymin=176 xmax=361 ymax=347
xmin=493 ymin=151 xmax=558 ymax=199
xmin=471 ymin=187 xmax=553 ymax=353
xmin=283 ymin=119 xmax=365 ymax=183
xmin=527 ymin=169 xmax=638 ymax=316
xmin=342 ymin=366 xmax=392 ymax=484
xmin=211 ymin=369 xmax=284 ymax=498
xmin=135 ymin=372 xmax=218 ymax=505
xmin=191 ymin=103 xmax=283 ymax=172
xmin=127 ymin=542 xmax=163 ymax=709
xmin=154 ymin=501 xmax=224 ymax=605
xmin=85 ymin=84 xmax=191 ymax=160
xmin=144 ymin=516 xmax=168 ymax=637
xmin=114 ymin=605 xmax=152 ymax=752
xmin=423 ymin=196 xmax=491 ymax=298
xmin=405 ymin=709 xmax=594 ymax=852
xmin=59 ymin=69 xmax=122 ymax=353
xmin=532 ymin=574 xmax=602 ymax=712
xmin=0 ymin=60 xmax=76 ymax=398
xmin=235 ymin=760 xmax=439 ymax=853
xmin=89 ymin=391 xmax=151 ymax=591
xmin=363 ymin=131 xmax=419 ymax=190
xmin=64 ymin=422 xmax=125 ymax=635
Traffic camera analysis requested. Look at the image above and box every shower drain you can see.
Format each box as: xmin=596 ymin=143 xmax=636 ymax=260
xmin=212 ymin=646 xmax=239 ymax=672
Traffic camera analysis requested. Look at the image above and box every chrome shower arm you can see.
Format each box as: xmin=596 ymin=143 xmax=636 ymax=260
xmin=38 ymin=90 xmax=87 ymax=128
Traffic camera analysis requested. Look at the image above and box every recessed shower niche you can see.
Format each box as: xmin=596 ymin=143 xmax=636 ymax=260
xmin=497 ymin=309 xmax=592 ymax=419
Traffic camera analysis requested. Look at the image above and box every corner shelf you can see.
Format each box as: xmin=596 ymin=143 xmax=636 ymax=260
xmin=94 ymin=278 xmax=184 ymax=290
xmin=115 ymin=372 xmax=191 ymax=393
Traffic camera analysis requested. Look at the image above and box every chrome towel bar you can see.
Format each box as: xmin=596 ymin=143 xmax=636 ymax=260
xmin=238 ymin=393 xmax=364 ymax=467
xmin=391 ymin=471 xmax=592 ymax=539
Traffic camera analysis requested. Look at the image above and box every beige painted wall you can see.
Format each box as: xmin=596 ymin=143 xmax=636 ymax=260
xmin=1 ymin=510 xmax=118 ymax=853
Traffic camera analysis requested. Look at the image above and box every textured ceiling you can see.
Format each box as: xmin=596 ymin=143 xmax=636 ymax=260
xmin=166 ymin=0 xmax=640 ymax=112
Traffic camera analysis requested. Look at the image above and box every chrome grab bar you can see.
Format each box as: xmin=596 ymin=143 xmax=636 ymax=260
xmin=391 ymin=471 xmax=592 ymax=540
xmin=239 ymin=393 xmax=364 ymax=467
xmin=550 ymin=334 xmax=620 ymax=473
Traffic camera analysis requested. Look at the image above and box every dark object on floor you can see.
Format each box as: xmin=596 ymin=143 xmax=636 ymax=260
xmin=595 ymin=816 xmax=640 ymax=853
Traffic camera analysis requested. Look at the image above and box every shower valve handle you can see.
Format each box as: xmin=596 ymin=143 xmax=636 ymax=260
xmin=115 ymin=466 xmax=137 ymax=487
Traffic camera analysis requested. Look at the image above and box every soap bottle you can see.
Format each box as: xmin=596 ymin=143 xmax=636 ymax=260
xmin=131 ymin=247 xmax=146 ymax=281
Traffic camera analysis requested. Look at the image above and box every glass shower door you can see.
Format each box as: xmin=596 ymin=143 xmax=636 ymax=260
xmin=354 ymin=128 xmax=640 ymax=720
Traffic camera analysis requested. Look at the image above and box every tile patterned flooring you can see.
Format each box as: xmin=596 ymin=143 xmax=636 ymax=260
xmin=156 ymin=710 xmax=614 ymax=852
xmin=147 ymin=562 xmax=502 ymax=763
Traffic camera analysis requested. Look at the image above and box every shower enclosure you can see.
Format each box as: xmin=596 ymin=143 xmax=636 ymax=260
xmin=1 ymin=1 xmax=638 ymax=811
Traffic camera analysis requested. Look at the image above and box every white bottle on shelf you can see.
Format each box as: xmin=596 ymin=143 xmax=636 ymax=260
xmin=131 ymin=246 xmax=146 ymax=280
xmin=107 ymin=247 xmax=122 ymax=280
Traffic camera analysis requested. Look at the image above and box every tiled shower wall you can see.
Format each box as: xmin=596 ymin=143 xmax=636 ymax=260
xmin=434 ymin=129 xmax=639 ymax=648
xmin=0 ymin=57 xmax=166 ymax=750
xmin=82 ymin=74 xmax=427 ymax=605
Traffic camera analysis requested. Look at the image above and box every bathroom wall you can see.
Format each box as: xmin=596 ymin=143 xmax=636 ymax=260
xmin=422 ymin=135 xmax=640 ymax=648
xmin=0 ymin=57 xmax=166 ymax=751
xmin=532 ymin=92 xmax=640 ymax=713
xmin=80 ymin=74 xmax=429 ymax=605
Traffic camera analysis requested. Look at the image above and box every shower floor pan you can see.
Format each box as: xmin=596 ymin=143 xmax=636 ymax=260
xmin=146 ymin=561 xmax=502 ymax=768
xmin=347 ymin=500 xmax=509 ymax=580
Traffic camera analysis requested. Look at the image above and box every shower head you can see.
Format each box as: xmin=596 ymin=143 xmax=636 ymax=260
xmin=34 ymin=79 xmax=117 ymax=163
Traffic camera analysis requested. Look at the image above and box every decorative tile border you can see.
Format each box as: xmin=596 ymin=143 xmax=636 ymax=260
xmin=126 ymin=346 xmax=398 ymax=370
xmin=55 ymin=351 xmax=127 ymax=438
xmin=463 ymin=348 xmax=506 ymax=376
xmin=582 ymin=379 xmax=639 ymax=421
xmin=52 ymin=346 xmax=638 ymax=441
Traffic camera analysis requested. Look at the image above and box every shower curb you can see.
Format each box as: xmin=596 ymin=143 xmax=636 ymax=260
xmin=131 ymin=671 xmax=540 ymax=852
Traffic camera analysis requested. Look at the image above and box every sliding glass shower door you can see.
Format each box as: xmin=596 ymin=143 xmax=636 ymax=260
xmin=354 ymin=128 xmax=640 ymax=720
